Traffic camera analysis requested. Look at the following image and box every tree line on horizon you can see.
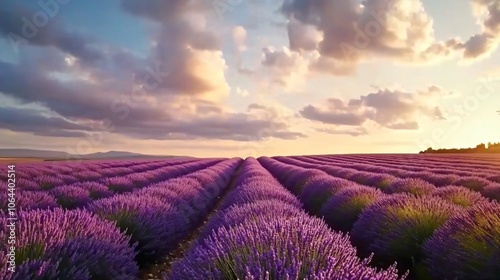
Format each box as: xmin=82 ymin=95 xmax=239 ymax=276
xmin=420 ymin=142 xmax=500 ymax=154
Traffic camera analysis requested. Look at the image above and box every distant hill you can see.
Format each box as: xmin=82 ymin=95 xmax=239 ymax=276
xmin=0 ymin=149 xmax=182 ymax=160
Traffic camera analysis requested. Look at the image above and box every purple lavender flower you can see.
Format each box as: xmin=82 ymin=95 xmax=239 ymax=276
xmin=285 ymin=169 xmax=327 ymax=194
xmin=199 ymin=199 xmax=304 ymax=242
xmin=350 ymin=194 xmax=459 ymax=266
xmin=0 ymin=190 xmax=58 ymax=211
xmin=160 ymin=177 xmax=204 ymax=192
xmin=101 ymin=176 xmax=136 ymax=193
xmin=455 ymin=176 xmax=491 ymax=192
xmin=169 ymin=214 xmax=402 ymax=279
xmin=76 ymin=170 xmax=102 ymax=181
xmin=349 ymin=171 xmax=381 ymax=185
xmin=320 ymin=185 xmax=385 ymax=232
xmin=487 ymin=175 xmax=500 ymax=183
xmin=422 ymin=201 xmax=500 ymax=280
xmin=369 ymin=173 xmax=398 ymax=190
xmin=34 ymin=176 xmax=65 ymax=190
xmin=386 ymin=178 xmax=436 ymax=196
xmin=75 ymin=181 xmax=114 ymax=199
xmin=480 ymin=184 xmax=500 ymax=202
xmin=88 ymin=194 xmax=187 ymax=262
xmin=431 ymin=185 xmax=488 ymax=207
xmin=57 ymin=174 xmax=79 ymax=184
xmin=0 ymin=208 xmax=138 ymax=279
xmin=298 ymin=176 xmax=352 ymax=214
xmin=421 ymin=173 xmax=460 ymax=187
xmin=16 ymin=178 xmax=41 ymax=191
xmin=50 ymin=185 xmax=92 ymax=209
xmin=220 ymin=182 xmax=302 ymax=210
xmin=7 ymin=260 xmax=85 ymax=280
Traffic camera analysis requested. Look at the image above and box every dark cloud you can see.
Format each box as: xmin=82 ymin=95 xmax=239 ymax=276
xmin=0 ymin=56 xmax=302 ymax=142
xmin=301 ymin=104 xmax=366 ymax=126
xmin=0 ymin=5 xmax=102 ymax=61
xmin=0 ymin=106 xmax=91 ymax=137
xmin=108 ymin=112 xmax=306 ymax=142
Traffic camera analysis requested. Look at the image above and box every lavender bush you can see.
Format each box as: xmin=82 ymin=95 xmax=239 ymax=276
xmin=0 ymin=208 xmax=138 ymax=279
xmin=320 ymin=185 xmax=385 ymax=232
xmin=423 ymin=201 xmax=500 ymax=280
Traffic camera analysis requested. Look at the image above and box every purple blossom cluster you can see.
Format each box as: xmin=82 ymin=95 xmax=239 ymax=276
xmin=385 ymin=178 xmax=436 ymax=196
xmin=320 ymin=185 xmax=385 ymax=232
xmin=423 ymin=201 xmax=500 ymax=279
xmin=171 ymin=215 xmax=402 ymax=280
xmin=0 ymin=190 xmax=58 ymax=211
xmin=480 ymin=184 xmax=500 ymax=201
xmin=169 ymin=158 xmax=404 ymax=279
xmin=431 ymin=185 xmax=489 ymax=207
xmin=350 ymin=194 xmax=460 ymax=266
xmin=276 ymin=155 xmax=497 ymax=204
xmin=88 ymin=158 xmax=242 ymax=262
xmin=0 ymin=208 xmax=138 ymax=279
xmin=3 ymin=154 xmax=499 ymax=279
xmin=50 ymin=185 xmax=92 ymax=209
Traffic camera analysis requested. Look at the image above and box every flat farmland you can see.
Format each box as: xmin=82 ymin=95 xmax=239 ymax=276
xmin=1 ymin=154 xmax=498 ymax=280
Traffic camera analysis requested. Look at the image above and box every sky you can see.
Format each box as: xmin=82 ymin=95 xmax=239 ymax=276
xmin=0 ymin=0 xmax=499 ymax=158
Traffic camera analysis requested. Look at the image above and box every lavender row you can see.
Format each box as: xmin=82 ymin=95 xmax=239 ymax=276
xmin=89 ymin=158 xmax=242 ymax=263
xmin=302 ymin=155 xmax=499 ymax=184
xmin=0 ymin=159 xmax=224 ymax=211
xmin=310 ymin=154 xmax=499 ymax=180
xmin=332 ymin=153 xmax=500 ymax=167
xmin=258 ymin=156 xmax=500 ymax=280
xmin=0 ymin=158 xmax=241 ymax=279
xmin=168 ymin=158 xmax=403 ymax=280
xmin=0 ymin=158 xmax=208 ymax=190
xmin=327 ymin=154 xmax=500 ymax=173
xmin=3 ymin=158 xmax=181 ymax=178
xmin=281 ymin=156 xmax=500 ymax=201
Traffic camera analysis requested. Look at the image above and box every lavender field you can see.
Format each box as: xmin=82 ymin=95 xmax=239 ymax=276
xmin=1 ymin=154 xmax=499 ymax=280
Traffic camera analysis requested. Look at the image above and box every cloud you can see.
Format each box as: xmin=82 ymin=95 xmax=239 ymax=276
xmin=280 ymin=0 xmax=500 ymax=73
xmin=260 ymin=46 xmax=310 ymax=90
xmin=0 ymin=106 xmax=91 ymax=137
xmin=301 ymin=103 xmax=367 ymax=126
xmin=287 ymin=16 xmax=323 ymax=52
xmin=316 ymin=127 xmax=368 ymax=137
xmin=0 ymin=4 xmax=103 ymax=61
xmin=0 ymin=1 xmax=304 ymax=144
xmin=119 ymin=0 xmax=230 ymax=101
xmin=233 ymin=26 xmax=248 ymax=52
xmin=300 ymin=86 xmax=447 ymax=131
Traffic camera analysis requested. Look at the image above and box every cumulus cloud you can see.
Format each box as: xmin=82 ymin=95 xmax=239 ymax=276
xmin=0 ymin=1 xmax=304 ymax=143
xmin=280 ymin=0 xmax=500 ymax=73
xmin=261 ymin=46 xmax=310 ymax=90
xmin=112 ymin=0 xmax=230 ymax=102
xmin=301 ymin=86 xmax=447 ymax=131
